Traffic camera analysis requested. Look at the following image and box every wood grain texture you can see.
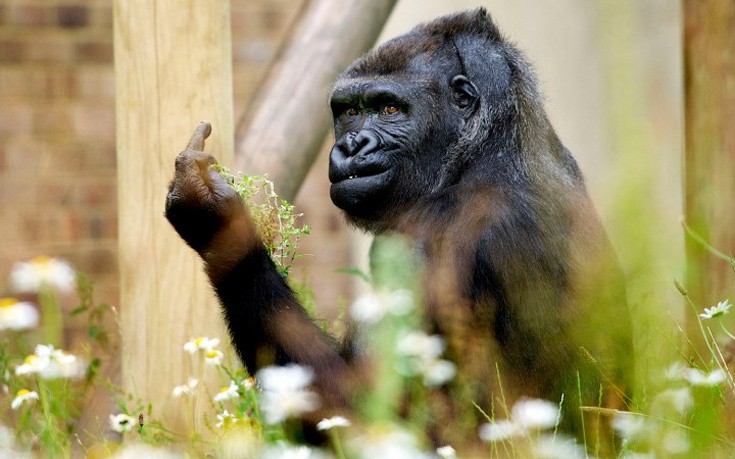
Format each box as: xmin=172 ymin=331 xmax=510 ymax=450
xmin=683 ymin=0 xmax=735 ymax=349
xmin=234 ymin=0 xmax=397 ymax=202
xmin=113 ymin=0 xmax=233 ymax=433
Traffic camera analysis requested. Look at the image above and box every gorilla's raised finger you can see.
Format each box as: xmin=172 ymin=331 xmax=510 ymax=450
xmin=186 ymin=121 xmax=212 ymax=151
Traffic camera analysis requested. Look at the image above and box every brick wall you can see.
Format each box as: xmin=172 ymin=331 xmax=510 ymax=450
xmin=0 ymin=0 xmax=352 ymax=323
xmin=0 ymin=1 xmax=117 ymax=306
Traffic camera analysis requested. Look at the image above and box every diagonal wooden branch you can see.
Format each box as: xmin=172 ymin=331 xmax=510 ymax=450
xmin=234 ymin=0 xmax=397 ymax=202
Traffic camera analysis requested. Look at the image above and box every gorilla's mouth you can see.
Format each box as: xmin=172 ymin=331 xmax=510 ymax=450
xmin=329 ymin=168 xmax=395 ymax=214
xmin=331 ymin=168 xmax=393 ymax=189
xmin=330 ymin=160 xmax=391 ymax=185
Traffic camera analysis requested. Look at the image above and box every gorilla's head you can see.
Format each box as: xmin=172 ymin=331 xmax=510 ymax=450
xmin=328 ymin=9 xmax=528 ymax=233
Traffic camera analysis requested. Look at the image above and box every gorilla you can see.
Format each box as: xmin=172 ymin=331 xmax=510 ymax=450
xmin=165 ymin=8 xmax=632 ymax=450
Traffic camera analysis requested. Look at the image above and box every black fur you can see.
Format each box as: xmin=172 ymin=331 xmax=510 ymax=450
xmin=166 ymin=9 xmax=631 ymax=452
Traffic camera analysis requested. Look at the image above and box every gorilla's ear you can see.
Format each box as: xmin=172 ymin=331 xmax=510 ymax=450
xmin=450 ymin=75 xmax=479 ymax=113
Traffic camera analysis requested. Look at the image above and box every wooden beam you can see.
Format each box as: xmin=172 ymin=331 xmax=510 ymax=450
xmin=234 ymin=0 xmax=397 ymax=202
xmin=683 ymin=1 xmax=735 ymax=350
xmin=113 ymin=0 xmax=233 ymax=432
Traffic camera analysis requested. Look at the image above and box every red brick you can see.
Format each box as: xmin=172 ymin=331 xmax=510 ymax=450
xmin=45 ymin=68 xmax=77 ymax=98
xmin=57 ymin=5 xmax=89 ymax=28
xmin=18 ymin=209 xmax=43 ymax=244
xmin=0 ymin=39 xmax=26 ymax=63
xmin=75 ymin=66 xmax=114 ymax=101
xmin=74 ymin=39 xmax=112 ymax=63
xmin=72 ymin=105 xmax=114 ymax=139
xmin=86 ymin=212 xmax=117 ymax=239
xmin=39 ymin=145 xmax=85 ymax=174
xmin=6 ymin=4 xmax=50 ymax=27
xmin=91 ymin=4 xmax=112 ymax=28
xmin=0 ymin=178 xmax=38 ymax=203
xmin=33 ymin=106 xmax=74 ymax=136
xmin=80 ymin=140 xmax=116 ymax=171
xmin=78 ymin=179 xmax=116 ymax=206
xmin=0 ymin=104 xmax=33 ymax=134
xmin=36 ymin=180 xmax=76 ymax=206
xmin=26 ymin=37 xmax=74 ymax=63
xmin=76 ymin=246 xmax=116 ymax=276
xmin=0 ymin=67 xmax=75 ymax=99
xmin=3 ymin=137 xmax=44 ymax=171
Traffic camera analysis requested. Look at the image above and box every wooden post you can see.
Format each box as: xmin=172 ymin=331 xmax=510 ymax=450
xmin=683 ymin=1 xmax=735 ymax=351
xmin=113 ymin=0 xmax=232 ymax=432
xmin=234 ymin=0 xmax=397 ymax=202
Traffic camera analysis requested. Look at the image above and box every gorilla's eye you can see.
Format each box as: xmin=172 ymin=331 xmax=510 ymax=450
xmin=345 ymin=108 xmax=359 ymax=117
xmin=383 ymin=105 xmax=400 ymax=115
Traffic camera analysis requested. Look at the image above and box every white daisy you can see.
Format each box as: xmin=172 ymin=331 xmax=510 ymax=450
xmin=214 ymin=380 xmax=240 ymax=402
xmin=654 ymin=387 xmax=693 ymax=414
xmin=172 ymin=378 xmax=199 ymax=398
xmin=532 ymin=435 xmax=587 ymax=459
xmin=478 ymin=398 xmax=560 ymax=443
xmin=10 ymin=256 xmax=76 ymax=293
xmin=243 ymin=377 xmax=256 ymax=390
xmin=349 ymin=425 xmax=432 ymax=459
xmin=396 ymin=331 xmax=456 ymax=387
xmin=11 ymin=389 xmax=39 ymax=410
xmin=203 ymin=348 xmax=224 ymax=366
xmin=664 ymin=361 xmax=687 ymax=380
xmin=682 ymin=367 xmax=727 ymax=386
xmin=109 ymin=413 xmax=136 ymax=433
xmin=662 ymin=428 xmax=690 ymax=454
xmin=215 ymin=409 xmax=238 ymax=429
xmin=611 ymin=411 xmax=648 ymax=439
xmin=478 ymin=419 xmax=522 ymax=442
xmin=387 ymin=289 xmax=415 ymax=315
xmin=511 ymin=398 xmax=560 ymax=430
xmin=257 ymin=364 xmax=319 ymax=424
xmin=15 ymin=353 xmax=49 ymax=376
xmin=316 ymin=416 xmax=351 ymax=431
xmin=436 ymin=445 xmax=457 ymax=458
xmin=259 ymin=444 xmax=327 ymax=459
xmin=183 ymin=336 xmax=220 ymax=354
xmin=396 ymin=332 xmax=445 ymax=361
xmin=0 ymin=298 xmax=39 ymax=331
xmin=349 ymin=293 xmax=387 ymax=324
xmin=423 ymin=359 xmax=456 ymax=387
xmin=18 ymin=344 xmax=86 ymax=380
xmin=699 ymin=299 xmax=732 ymax=319
xmin=349 ymin=289 xmax=415 ymax=325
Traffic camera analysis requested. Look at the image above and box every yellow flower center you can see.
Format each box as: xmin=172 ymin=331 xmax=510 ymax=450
xmin=205 ymin=350 xmax=219 ymax=359
xmin=24 ymin=354 xmax=39 ymax=365
xmin=219 ymin=386 xmax=228 ymax=393
xmin=0 ymin=297 xmax=19 ymax=308
xmin=31 ymin=256 xmax=52 ymax=266
xmin=194 ymin=337 xmax=204 ymax=347
xmin=16 ymin=389 xmax=30 ymax=397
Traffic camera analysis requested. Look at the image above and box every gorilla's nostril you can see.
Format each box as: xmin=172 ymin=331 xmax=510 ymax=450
xmin=349 ymin=131 xmax=381 ymax=157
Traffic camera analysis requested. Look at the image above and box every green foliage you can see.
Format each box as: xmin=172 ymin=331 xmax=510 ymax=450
xmin=215 ymin=166 xmax=311 ymax=277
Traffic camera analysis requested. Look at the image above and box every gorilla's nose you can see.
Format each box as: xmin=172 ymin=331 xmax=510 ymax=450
xmin=346 ymin=130 xmax=381 ymax=157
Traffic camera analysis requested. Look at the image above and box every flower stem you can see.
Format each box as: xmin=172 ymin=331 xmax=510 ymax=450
xmin=331 ymin=430 xmax=347 ymax=459
xmin=39 ymin=286 xmax=63 ymax=347
xmin=718 ymin=320 xmax=735 ymax=341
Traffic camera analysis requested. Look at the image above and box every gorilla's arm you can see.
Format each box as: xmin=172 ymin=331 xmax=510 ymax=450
xmin=165 ymin=123 xmax=351 ymax=403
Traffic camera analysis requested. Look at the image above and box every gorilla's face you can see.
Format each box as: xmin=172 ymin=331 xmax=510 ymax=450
xmin=328 ymin=50 xmax=479 ymax=232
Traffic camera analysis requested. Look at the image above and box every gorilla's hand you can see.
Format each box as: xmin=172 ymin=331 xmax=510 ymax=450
xmin=165 ymin=122 xmax=258 ymax=268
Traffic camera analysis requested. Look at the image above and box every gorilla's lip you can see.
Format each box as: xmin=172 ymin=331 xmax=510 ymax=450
xmin=329 ymin=169 xmax=395 ymax=211
xmin=330 ymin=168 xmax=393 ymax=188
xmin=329 ymin=162 xmax=392 ymax=185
